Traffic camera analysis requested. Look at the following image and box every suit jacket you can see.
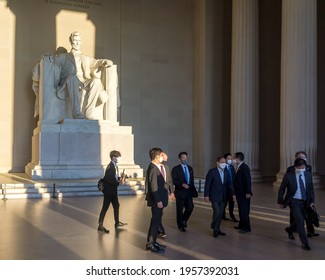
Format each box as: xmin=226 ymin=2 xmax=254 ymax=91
xmin=56 ymin=52 xmax=102 ymax=85
xmin=204 ymin=167 xmax=234 ymax=203
xmin=103 ymin=161 xmax=119 ymax=195
xmin=277 ymin=171 xmax=315 ymax=208
xmin=286 ymin=164 xmax=312 ymax=174
xmin=233 ymin=162 xmax=252 ymax=198
xmin=145 ymin=162 xmax=169 ymax=207
xmin=172 ymin=164 xmax=195 ymax=199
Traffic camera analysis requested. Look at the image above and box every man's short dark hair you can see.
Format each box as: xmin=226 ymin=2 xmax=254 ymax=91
xmin=224 ymin=153 xmax=232 ymax=158
xmin=216 ymin=156 xmax=225 ymax=162
xmin=178 ymin=151 xmax=188 ymax=159
xmin=149 ymin=147 xmax=162 ymax=160
xmin=294 ymin=158 xmax=306 ymax=167
xmin=295 ymin=151 xmax=307 ymax=158
xmin=110 ymin=150 xmax=121 ymax=159
xmin=234 ymin=152 xmax=244 ymax=161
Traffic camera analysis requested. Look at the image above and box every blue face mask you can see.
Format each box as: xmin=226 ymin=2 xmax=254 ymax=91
xmin=181 ymin=160 xmax=187 ymax=165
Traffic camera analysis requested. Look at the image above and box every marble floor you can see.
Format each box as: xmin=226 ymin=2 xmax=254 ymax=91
xmin=0 ymin=183 xmax=324 ymax=260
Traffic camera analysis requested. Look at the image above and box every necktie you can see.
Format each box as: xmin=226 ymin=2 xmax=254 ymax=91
xmin=116 ymin=165 xmax=119 ymax=180
xmin=299 ymin=174 xmax=306 ymax=201
xmin=160 ymin=165 xmax=166 ymax=180
xmin=184 ymin=166 xmax=189 ymax=184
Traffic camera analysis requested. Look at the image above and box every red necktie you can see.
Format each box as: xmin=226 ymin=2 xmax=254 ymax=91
xmin=160 ymin=165 xmax=166 ymax=180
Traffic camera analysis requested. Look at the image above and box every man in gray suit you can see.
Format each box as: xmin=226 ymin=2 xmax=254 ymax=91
xmin=278 ymin=158 xmax=315 ymax=250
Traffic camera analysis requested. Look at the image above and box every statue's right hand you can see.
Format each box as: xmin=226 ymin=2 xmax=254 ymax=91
xmin=102 ymin=59 xmax=113 ymax=67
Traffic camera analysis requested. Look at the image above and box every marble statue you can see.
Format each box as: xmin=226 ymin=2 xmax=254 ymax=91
xmin=32 ymin=31 xmax=119 ymax=122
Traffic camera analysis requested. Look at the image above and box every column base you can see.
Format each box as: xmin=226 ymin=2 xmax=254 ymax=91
xmin=251 ymin=169 xmax=263 ymax=183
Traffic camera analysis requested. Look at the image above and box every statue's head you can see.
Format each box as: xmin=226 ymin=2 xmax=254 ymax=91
xmin=69 ymin=31 xmax=82 ymax=51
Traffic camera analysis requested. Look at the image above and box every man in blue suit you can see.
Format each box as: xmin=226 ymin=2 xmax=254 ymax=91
xmin=204 ymin=156 xmax=235 ymax=238
xmin=172 ymin=152 xmax=196 ymax=232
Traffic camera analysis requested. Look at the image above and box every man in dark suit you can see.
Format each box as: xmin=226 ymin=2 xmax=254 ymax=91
xmin=222 ymin=153 xmax=238 ymax=222
xmin=278 ymin=158 xmax=315 ymax=250
xmin=158 ymin=152 xmax=175 ymax=238
xmin=172 ymin=151 xmax=196 ymax=232
xmin=98 ymin=150 xmax=127 ymax=233
xmin=233 ymin=152 xmax=252 ymax=233
xmin=145 ymin=148 xmax=169 ymax=253
xmin=286 ymin=151 xmax=319 ymax=238
xmin=204 ymin=156 xmax=235 ymax=238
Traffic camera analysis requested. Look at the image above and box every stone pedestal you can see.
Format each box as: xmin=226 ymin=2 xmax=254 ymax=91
xmin=25 ymin=119 xmax=143 ymax=180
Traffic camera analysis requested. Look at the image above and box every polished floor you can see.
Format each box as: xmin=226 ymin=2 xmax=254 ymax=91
xmin=0 ymin=183 xmax=324 ymax=260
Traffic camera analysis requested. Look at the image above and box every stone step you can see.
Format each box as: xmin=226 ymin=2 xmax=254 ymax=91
xmin=1 ymin=176 xmax=209 ymax=200
xmin=0 ymin=179 xmax=145 ymax=200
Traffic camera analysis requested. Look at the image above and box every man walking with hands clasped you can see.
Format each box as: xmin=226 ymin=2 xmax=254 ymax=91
xmin=172 ymin=152 xmax=196 ymax=232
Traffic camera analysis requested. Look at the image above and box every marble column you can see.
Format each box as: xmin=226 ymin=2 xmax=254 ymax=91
xmin=231 ymin=0 xmax=262 ymax=181
xmin=274 ymin=0 xmax=319 ymax=187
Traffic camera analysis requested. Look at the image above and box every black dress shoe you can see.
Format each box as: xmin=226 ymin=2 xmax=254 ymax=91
xmin=223 ymin=217 xmax=230 ymax=221
xmin=179 ymin=227 xmax=187 ymax=232
xmin=234 ymin=225 xmax=242 ymax=230
xmin=230 ymin=218 xmax=239 ymax=223
xmin=154 ymin=242 xmax=166 ymax=249
xmin=217 ymin=231 xmax=226 ymax=236
xmin=239 ymin=229 xmax=251 ymax=233
xmin=98 ymin=226 xmax=110 ymax=233
xmin=285 ymin=227 xmax=294 ymax=240
xmin=212 ymin=231 xmax=218 ymax=238
xmin=146 ymin=243 xmax=165 ymax=253
xmin=115 ymin=222 xmax=127 ymax=228
xmin=302 ymin=243 xmax=311 ymax=251
xmin=307 ymin=232 xmax=320 ymax=238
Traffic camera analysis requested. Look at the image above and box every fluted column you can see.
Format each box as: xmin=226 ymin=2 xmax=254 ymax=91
xmin=231 ymin=0 xmax=261 ymax=181
xmin=274 ymin=0 xmax=319 ymax=187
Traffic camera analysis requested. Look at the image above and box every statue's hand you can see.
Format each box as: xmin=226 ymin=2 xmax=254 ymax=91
xmin=102 ymin=59 xmax=113 ymax=67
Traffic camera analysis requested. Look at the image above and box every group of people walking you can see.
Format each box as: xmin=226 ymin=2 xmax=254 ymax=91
xmin=97 ymin=149 xmax=318 ymax=254
xmin=144 ymin=149 xmax=253 ymax=253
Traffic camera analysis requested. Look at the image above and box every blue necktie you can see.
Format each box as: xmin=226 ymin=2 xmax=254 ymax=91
xmin=299 ymin=174 xmax=306 ymax=201
xmin=184 ymin=166 xmax=189 ymax=184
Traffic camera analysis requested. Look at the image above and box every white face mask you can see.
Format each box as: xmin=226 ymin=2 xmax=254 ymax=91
xmin=227 ymin=159 xmax=232 ymax=165
xmin=159 ymin=156 xmax=164 ymax=163
xmin=219 ymin=163 xmax=227 ymax=169
xmin=233 ymin=159 xmax=238 ymax=165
